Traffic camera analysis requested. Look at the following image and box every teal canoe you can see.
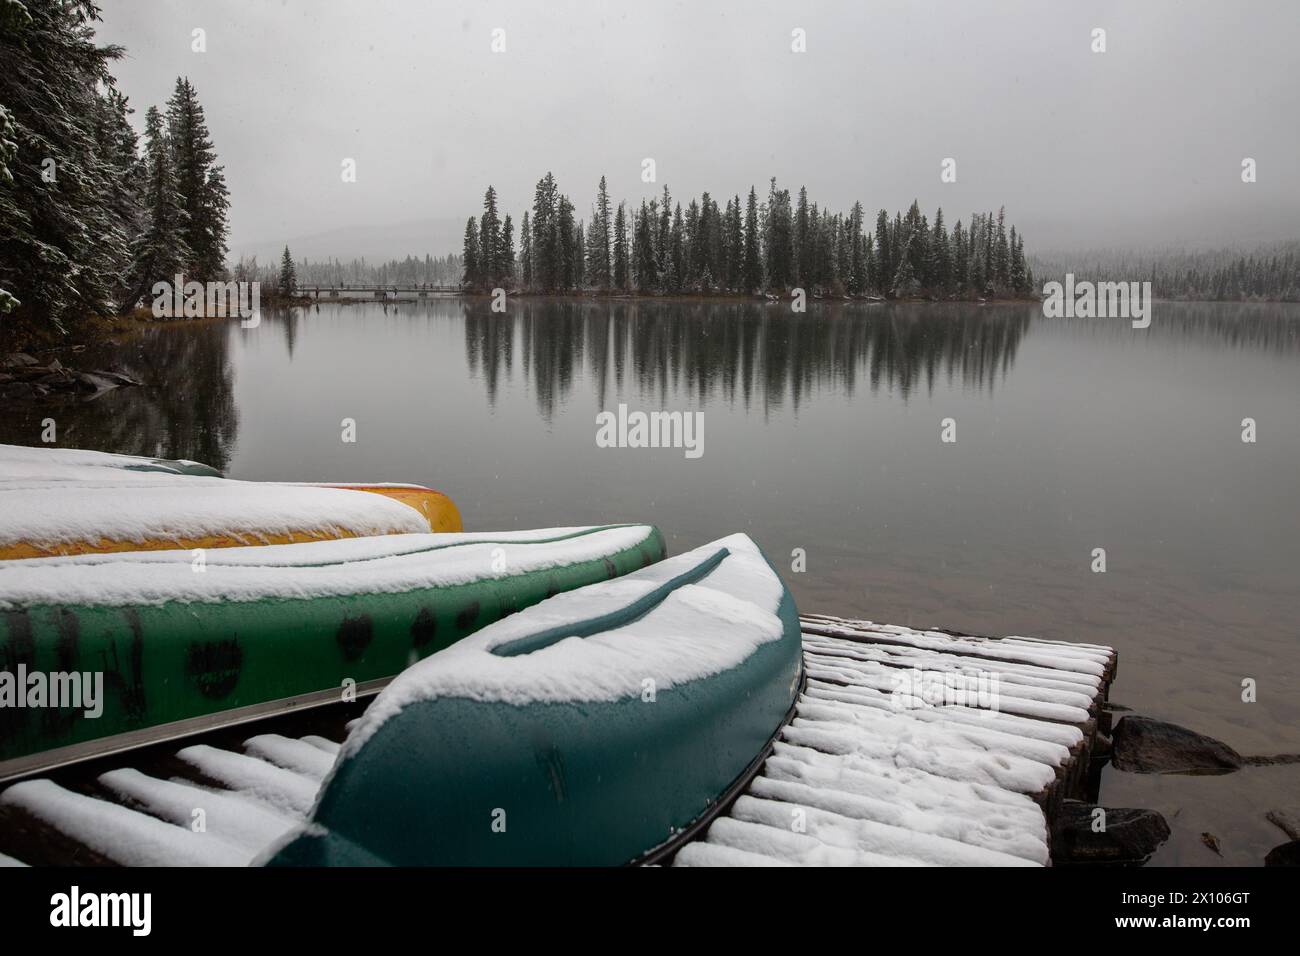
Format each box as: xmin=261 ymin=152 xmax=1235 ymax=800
xmin=269 ymin=532 xmax=803 ymax=866
xmin=0 ymin=524 xmax=665 ymax=777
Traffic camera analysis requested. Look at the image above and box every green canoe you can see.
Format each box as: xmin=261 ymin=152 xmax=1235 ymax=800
xmin=269 ymin=532 xmax=803 ymax=866
xmin=0 ymin=524 xmax=665 ymax=778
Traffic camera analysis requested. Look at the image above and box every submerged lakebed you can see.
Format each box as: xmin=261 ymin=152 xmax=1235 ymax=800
xmin=3 ymin=297 xmax=1298 ymax=865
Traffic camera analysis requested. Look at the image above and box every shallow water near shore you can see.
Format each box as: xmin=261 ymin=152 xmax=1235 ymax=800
xmin=4 ymin=298 xmax=1298 ymax=864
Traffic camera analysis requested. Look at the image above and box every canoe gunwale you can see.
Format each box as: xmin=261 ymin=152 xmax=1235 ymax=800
xmin=0 ymin=676 xmax=391 ymax=784
xmin=629 ymin=662 xmax=807 ymax=867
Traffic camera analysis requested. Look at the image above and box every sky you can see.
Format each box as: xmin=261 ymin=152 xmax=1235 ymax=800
xmin=97 ymin=0 xmax=1300 ymax=263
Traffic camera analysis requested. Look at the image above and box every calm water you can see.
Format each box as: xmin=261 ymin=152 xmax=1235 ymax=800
xmin=5 ymin=299 xmax=1299 ymax=865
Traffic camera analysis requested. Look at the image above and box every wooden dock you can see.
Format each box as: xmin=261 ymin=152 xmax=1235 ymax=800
xmin=297 ymin=284 xmax=463 ymax=300
xmin=0 ymin=613 xmax=1115 ymax=867
xmin=673 ymin=613 xmax=1117 ymax=866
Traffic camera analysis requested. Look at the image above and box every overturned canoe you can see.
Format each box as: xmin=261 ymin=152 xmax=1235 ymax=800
xmin=269 ymin=532 xmax=803 ymax=866
xmin=0 ymin=444 xmax=463 ymax=558
xmin=0 ymin=524 xmax=665 ymax=778
xmin=0 ymin=442 xmax=223 ymax=478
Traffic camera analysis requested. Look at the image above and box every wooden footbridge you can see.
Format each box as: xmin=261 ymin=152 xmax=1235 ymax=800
xmin=297 ymin=284 xmax=464 ymax=300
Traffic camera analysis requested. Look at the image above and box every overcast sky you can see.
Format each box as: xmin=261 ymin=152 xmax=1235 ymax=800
xmin=98 ymin=0 xmax=1300 ymax=262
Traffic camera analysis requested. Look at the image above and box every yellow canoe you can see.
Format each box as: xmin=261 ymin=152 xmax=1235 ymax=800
xmin=0 ymin=445 xmax=462 ymax=560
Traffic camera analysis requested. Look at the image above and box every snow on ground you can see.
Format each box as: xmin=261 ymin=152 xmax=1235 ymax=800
xmin=0 ymin=525 xmax=654 ymax=608
xmin=342 ymin=533 xmax=786 ymax=755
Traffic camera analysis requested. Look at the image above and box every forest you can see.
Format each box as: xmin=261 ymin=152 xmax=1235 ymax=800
xmin=1030 ymin=241 xmax=1300 ymax=302
xmin=462 ymin=174 xmax=1038 ymax=299
xmin=0 ymin=0 xmax=229 ymax=335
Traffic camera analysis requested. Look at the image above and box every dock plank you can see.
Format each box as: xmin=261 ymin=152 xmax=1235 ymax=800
xmin=674 ymin=615 xmax=1116 ymax=867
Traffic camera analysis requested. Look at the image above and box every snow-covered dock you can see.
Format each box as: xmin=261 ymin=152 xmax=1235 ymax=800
xmin=0 ymin=613 xmax=1114 ymax=867
xmin=673 ymin=613 xmax=1116 ymax=867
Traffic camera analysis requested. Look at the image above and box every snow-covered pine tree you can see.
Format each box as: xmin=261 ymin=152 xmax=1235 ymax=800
xmin=519 ymin=210 xmax=532 ymax=290
xmin=478 ymin=185 xmax=501 ymax=286
xmin=166 ymin=77 xmax=229 ymax=282
xmin=742 ymin=187 xmax=763 ymax=293
xmin=0 ymin=0 xmax=136 ymax=328
xmin=612 ymin=202 xmax=628 ymax=291
xmin=587 ymin=176 xmax=611 ymax=289
xmin=461 ymin=217 xmax=480 ymax=288
xmin=123 ymin=106 xmax=191 ymax=309
xmin=500 ymin=214 xmax=515 ymax=286
xmin=278 ymin=245 xmax=296 ymax=296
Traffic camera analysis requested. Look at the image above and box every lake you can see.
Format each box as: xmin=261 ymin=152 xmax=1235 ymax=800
xmin=4 ymin=298 xmax=1298 ymax=864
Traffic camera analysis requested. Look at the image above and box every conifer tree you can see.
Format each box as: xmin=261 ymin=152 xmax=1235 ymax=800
xmin=462 ymin=217 xmax=480 ymax=287
xmin=278 ymin=245 xmax=296 ymax=296
xmin=874 ymin=210 xmax=892 ymax=295
xmin=166 ymin=77 xmax=229 ymax=282
xmin=531 ymin=172 xmax=559 ymax=291
xmin=587 ymin=175 xmax=612 ymax=289
xmin=124 ymin=106 xmax=190 ymax=307
xmin=520 ymin=210 xmax=532 ymax=289
xmin=479 ymin=185 xmax=501 ymax=285
xmin=726 ymin=197 xmax=744 ymax=290
xmin=0 ymin=0 xmax=136 ymax=327
xmin=612 ymin=202 xmax=628 ymax=291
xmin=742 ymin=187 xmax=763 ymax=292
xmin=500 ymin=214 xmax=515 ymax=286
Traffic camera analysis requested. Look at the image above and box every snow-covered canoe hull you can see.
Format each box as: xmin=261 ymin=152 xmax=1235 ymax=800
xmin=0 ymin=525 xmax=665 ymax=775
xmin=269 ymin=534 xmax=802 ymax=866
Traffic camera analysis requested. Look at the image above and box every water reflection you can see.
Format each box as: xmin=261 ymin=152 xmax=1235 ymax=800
xmin=0 ymin=320 xmax=238 ymax=470
xmin=465 ymin=301 xmax=1035 ymax=417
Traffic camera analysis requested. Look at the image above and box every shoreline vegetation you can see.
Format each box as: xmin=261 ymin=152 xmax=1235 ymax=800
xmin=2 ymin=2 xmax=1296 ymax=356
xmin=457 ymin=175 xmax=1040 ymax=301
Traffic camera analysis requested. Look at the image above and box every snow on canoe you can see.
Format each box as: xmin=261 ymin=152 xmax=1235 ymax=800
xmin=0 ymin=444 xmax=465 ymax=557
xmin=268 ymin=532 xmax=803 ymax=866
xmin=0 ymin=443 xmax=222 ymax=478
xmin=0 ymin=524 xmax=665 ymax=777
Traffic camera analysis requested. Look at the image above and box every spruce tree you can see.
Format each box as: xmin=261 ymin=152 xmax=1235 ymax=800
xmin=520 ymin=210 xmax=532 ymax=289
xmin=742 ymin=188 xmax=763 ymax=292
xmin=726 ymin=197 xmax=743 ymax=291
xmin=612 ymin=202 xmax=628 ymax=291
xmin=478 ymin=185 xmax=501 ymax=285
xmin=500 ymin=214 xmax=515 ymax=286
xmin=633 ymin=200 xmax=656 ymax=291
xmin=874 ymin=211 xmax=892 ymax=295
xmin=0 ymin=0 xmax=135 ymax=328
xmin=557 ymin=195 xmax=576 ymax=290
xmin=588 ymin=175 xmax=612 ymax=289
xmin=531 ymin=172 xmax=559 ymax=291
xmin=461 ymin=217 xmax=480 ymax=288
xmin=124 ymin=105 xmax=190 ymax=308
xmin=166 ymin=77 xmax=229 ymax=282
xmin=278 ymin=245 xmax=296 ymax=296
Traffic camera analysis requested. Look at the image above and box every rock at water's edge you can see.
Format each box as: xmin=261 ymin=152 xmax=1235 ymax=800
xmin=1052 ymin=801 xmax=1171 ymax=865
xmin=1265 ymin=841 xmax=1300 ymax=866
xmin=1111 ymin=716 xmax=1243 ymax=774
